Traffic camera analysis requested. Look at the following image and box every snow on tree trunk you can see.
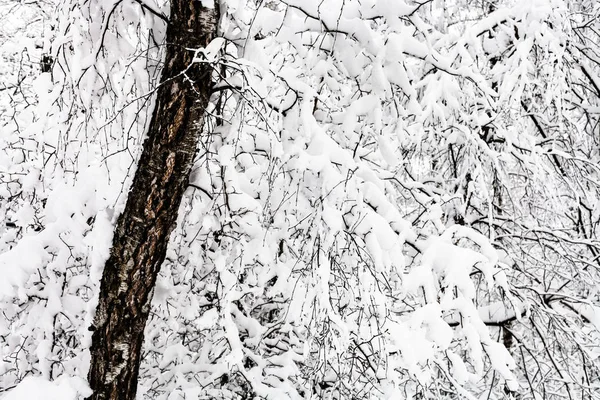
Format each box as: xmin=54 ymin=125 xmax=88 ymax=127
xmin=86 ymin=3 xmax=218 ymax=399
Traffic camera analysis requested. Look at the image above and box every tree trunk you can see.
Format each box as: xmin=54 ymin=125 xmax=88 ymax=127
xmin=86 ymin=3 xmax=218 ymax=400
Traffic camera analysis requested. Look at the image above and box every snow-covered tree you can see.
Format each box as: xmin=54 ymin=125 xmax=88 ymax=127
xmin=2 ymin=0 xmax=600 ymax=399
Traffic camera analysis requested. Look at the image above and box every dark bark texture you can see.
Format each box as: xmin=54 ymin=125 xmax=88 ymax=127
xmin=86 ymin=3 xmax=218 ymax=400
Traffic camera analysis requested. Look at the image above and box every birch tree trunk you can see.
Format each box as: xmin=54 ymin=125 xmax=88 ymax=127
xmin=86 ymin=3 xmax=218 ymax=399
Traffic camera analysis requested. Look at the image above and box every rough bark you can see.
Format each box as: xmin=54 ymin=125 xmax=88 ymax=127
xmin=86 ymin=3 xmax=218 ymax=400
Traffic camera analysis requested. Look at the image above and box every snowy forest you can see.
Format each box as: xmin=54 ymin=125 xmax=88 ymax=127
xmin=1 ymin=0 xmax=600 ymax=399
